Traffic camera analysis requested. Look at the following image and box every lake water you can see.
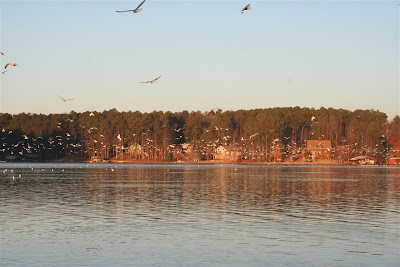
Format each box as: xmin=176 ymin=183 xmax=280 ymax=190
xmin=1 ymin=163 xmax=399 ymax=266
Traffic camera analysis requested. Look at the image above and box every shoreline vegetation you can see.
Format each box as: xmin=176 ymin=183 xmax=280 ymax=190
xmin=0 ymin=155 xmax=344 ymax=165
xmin=41 ymin=157 xmax=359 ymax=166
xmin=1 ymin=107 xmax=399 ymax=165
xmin=5 ymin=158 xmax=394 ymax=167
xmin=108 ymin=159 xmax=345 ymax=165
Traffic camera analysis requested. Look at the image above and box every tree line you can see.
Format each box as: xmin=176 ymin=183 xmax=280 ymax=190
xmin=0 ymin=107 xmax=399 ymax=163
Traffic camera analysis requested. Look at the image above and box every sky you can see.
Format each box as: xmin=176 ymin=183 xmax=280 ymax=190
xmin=0 ymin=0 xmax=399 ymax=119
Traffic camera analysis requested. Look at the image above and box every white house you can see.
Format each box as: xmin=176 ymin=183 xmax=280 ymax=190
xmin=349 ymin=156 xmax=376 ymax=165
xmin=214 ymin=145 xmax=242 ymax=162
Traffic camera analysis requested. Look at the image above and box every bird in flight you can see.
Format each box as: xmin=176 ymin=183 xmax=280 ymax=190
xmin=58 ymin=95 xmax=75 ymax=102
xmin=116 ymin=0 xmax=147 ymax=14
xmin=4 ymin=63 xmax=22 ymax=69
xmin=250 ymin=133 xmax=259 ymax=139
xmin=241 ymin=4 xmax=252 ymax=14
xmin=0 ymin=51 xmax=4 ymax=56
xmin=140 ymin=75 xmax=162 ymax=84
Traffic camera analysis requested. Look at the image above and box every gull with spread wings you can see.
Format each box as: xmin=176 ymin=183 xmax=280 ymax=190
xmin=241 ymin=4 xmax=252 ymax=14
xmin=116 ymin=0 xmax=147 ymax=14
xmin=140 ymin=75 xmax=162 ymax=84
xmin=4 ymin=63 xmax=22 ymax=69
xmin=58 ymin=95 xmax=75 ymax=102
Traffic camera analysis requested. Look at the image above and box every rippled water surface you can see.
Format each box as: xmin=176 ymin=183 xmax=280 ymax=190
xmin=1 ymin=163 xmax=399 ymax=266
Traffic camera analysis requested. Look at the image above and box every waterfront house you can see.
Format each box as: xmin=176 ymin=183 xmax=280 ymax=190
xmin=388 ymin=157 xmax=400 ymax=166
xmin=349 ymin=156 xmax=376 ymax=165
xmin=128 ymin=143 xmax=142 ymax=158
xmin=90 ymin=155 xmax=108 ymax=163
xmin=214 ymin=145 xmax=242 ymax=162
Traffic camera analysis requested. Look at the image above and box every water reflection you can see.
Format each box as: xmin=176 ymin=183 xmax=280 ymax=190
xmin=1 ymin=164 xmax=399 ymax=266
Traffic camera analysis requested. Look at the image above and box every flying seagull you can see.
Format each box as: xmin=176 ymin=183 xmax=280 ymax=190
xmin=116 ymin=0 xmax=147 ymax=13
xmin=241 ymin=4 xmax=252 ymax=14
xmin=4 ymin=63 xmax=22 ymax=69
xmin=140 ymin=75 xmax=162 ymax=84
xmin=58 ymin=95 xmax=75 ymax=102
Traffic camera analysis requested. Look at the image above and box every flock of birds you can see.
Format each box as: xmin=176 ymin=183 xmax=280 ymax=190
xmin=114 ymin=0 xmax=251 ymax=86
xmin=0 ymin=0 xmax=253 ymax=104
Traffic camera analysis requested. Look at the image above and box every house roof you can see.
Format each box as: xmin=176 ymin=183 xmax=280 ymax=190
xmin=350 ymin=156 xmax=375 ymax=161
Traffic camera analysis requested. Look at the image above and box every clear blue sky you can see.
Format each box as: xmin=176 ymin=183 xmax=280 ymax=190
xmin=0 ymin=0 xmax=399 ymax=119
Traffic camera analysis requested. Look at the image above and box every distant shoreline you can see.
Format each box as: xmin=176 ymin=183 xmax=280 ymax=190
xmin=1 ymin=160 xmax=397 ymax=167
xmin=0 ymin=158 xmax=347 ymax=166
xmin=2 ymin=158 xmax=395 ymax=166
xmin=106 ymin=160 xmax=347 ymax=166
